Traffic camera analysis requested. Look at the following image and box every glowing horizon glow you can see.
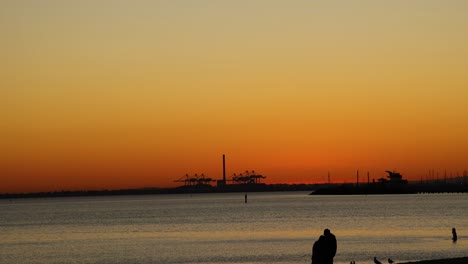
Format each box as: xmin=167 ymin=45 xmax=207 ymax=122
xmin=1 ymin=1 xmax=468 ymax=193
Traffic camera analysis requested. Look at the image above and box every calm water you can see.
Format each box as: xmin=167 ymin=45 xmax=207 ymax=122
xmin=0 ymin=192 xmax=467 ymax=264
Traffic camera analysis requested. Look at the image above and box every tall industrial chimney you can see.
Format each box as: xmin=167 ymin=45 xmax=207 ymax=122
xmin=223 ymin=154 xmax=226 ymax=184
xmin=356 ymin=170 xmax=359 ymax=187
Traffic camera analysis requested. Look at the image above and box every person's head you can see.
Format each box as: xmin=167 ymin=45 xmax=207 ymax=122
xmin=318 ymin=235 xmax=325 ymax=242
xmin=324 ymin=229 xmax=331 ymax=236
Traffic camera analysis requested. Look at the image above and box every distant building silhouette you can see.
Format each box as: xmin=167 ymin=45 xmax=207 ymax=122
xmin=378 ymin=171 xmax=408 ymax=185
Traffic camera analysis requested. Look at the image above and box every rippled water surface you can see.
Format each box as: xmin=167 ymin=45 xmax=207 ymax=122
xmin=0 ymin=192 xmax=467 ymax=264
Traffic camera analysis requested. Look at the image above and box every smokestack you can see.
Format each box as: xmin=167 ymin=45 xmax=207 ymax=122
xmin=356 ymin=170 xmax=359 ymax=187
xmin=223 ymin=154 xmax=226 ymax=184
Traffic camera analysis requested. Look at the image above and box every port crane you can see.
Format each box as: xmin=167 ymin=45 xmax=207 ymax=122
xmin=174 ymin=174 xmax=215 ymax=186
xmin=230 ymin=170 xmax=266 ymax=184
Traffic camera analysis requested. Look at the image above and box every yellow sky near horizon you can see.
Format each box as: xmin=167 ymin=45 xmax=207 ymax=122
xmin=1 ymin=1 xmax=468 ymax=192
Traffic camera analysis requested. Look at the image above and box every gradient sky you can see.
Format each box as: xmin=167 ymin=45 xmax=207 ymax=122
xmin=2 ymin=1 xmax=468 ymax=193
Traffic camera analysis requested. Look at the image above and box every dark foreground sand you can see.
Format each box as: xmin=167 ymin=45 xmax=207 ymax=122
xmin=399 ymin=257 xmax=468 ymax=264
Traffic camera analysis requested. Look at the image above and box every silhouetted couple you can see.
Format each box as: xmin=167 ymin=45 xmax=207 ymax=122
xmin=311 ymin=229 xmax=337 ymax=264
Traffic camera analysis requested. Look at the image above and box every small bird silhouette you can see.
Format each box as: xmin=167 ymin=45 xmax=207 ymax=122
xmin=388 ymin=258 xmax=394 ymax=264
xmin=374 ymin=257 xmax=382 ymax=264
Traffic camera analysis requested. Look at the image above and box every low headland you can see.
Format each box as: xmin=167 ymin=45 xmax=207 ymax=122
xmin=309 ymin=181 xmax=468 ymax=195
xmin=311 ymin=171 xmax=468 ymax=195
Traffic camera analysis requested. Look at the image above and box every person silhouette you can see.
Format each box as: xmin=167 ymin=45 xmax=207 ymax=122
xmin=323 ymin=229 xmax=337 ymax=264
xmin=311 ymin=235 xmax=326 ymax=264
xmin=452 ymin=227 xmax=457 ymax=242
xmin=374 ymin=257 xmax=382 ymax=264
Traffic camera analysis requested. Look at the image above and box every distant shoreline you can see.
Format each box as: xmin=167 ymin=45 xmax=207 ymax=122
xmin=2 ymin=181 xmax=467 ymax=199
xmin=399 ymin=257 xmax=468 ymax=264
xmin=0 ymin=183 xmax=317 ymax=199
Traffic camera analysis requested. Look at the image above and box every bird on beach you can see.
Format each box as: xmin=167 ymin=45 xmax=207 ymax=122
xmin=388 ymin=258 xmax=394 ymax=263
xmin=374 ymin=257 xmax=382 ymax=264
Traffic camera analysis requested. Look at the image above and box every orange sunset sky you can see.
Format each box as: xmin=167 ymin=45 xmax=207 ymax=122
xmin=1 ymin=1 xmax=468 ymax=193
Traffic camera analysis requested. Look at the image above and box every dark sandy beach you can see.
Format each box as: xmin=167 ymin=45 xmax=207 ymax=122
xmin=399 ymin=257 xmax=468 ymax=264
